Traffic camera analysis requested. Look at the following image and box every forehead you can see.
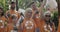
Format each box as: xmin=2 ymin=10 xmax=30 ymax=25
xmin=27 ymin=11 xmax=32 ymax=13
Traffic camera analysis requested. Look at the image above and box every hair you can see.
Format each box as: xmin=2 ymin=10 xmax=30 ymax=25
xmin=25 ymin=8 xmax=32 ymax=16
xmin=11 ymin=1 xmax=15 ymax=4
xmin=44 ymin=11 xmax=51 ymax=17
xmin=0 ymin=7 xmax=4 ymax=16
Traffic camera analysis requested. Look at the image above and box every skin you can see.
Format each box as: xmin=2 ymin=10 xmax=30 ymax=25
xmin=6 ymin=2 xmax=20 ymax=32
xmin=0 ymin=8 xmax=8 ymax=32
xmin=11 ymin=3 xmax=16 ymax=10
xmin=18 ymin=9 xmax=37 ymax=32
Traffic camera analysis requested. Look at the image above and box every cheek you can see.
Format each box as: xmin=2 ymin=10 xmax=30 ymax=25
xmin=0 ymin=23 xmax=2 ymax=26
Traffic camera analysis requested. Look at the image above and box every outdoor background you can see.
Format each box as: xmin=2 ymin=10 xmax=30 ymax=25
xmin=0 ymin=0 xmax=58 ymax=27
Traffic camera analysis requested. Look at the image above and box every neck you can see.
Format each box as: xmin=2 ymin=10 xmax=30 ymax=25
xmin=11 ymin=9 xmax=15 ymax=11
xmin=10 ymin=9 xmax=15 ymax=12
xmin=25 ymin=17 xmax=31 ymax=20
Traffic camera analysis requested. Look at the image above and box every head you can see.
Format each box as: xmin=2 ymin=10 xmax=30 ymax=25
xmin=30 ymin=2 xmax=37 ymax=10
xmin=25 ymin=8 xmax=32 ymax=18
xmin=44 ymin=11 xmax=51 ymax=21
xmin=10 ymin=1 xmax=16 ymax=10
xmin=0 ymin=7 xmax=4 ymax=16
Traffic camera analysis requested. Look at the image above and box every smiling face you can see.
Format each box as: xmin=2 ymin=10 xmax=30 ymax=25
xmin=26 ymin=11 xmax=32 ymax=18
xmin=44 ymin=13 xmax=51 ymax=21
xmin=25 ymin=8 xmax=32 ymax=18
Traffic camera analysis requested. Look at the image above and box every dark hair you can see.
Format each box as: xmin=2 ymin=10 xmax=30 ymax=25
xmin=0 ymin=7 xmax=4 ymax=16
xmin=11 ymin=1 xmax=15 ymax=4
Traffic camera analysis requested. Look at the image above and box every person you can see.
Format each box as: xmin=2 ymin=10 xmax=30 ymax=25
xmin=6 ymin=1 xmax=20 ymax=32
xmin=28 ymin=0 xmax=46 ymax=32
xmin=6 ymin=1 xmax=20 ymax=23
xmin=20 ymin=8 xmax=37 ymax=32
xmin=57 ymin=17 xmax=60 ymax=32
xmin=43 ymin=11 xmax=55 ymax=32
xmin=0 ymin=6 xmax=8 ymax=32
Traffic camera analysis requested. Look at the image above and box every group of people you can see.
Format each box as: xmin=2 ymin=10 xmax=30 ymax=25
xmin=0 ymin=0 xmax=59 ymax=32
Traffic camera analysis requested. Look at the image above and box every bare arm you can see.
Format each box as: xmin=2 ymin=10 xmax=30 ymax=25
xmin=39 ymin=0 xmax=46 ymax=19
xmin=39 ymin=0 xmax=46 ymax=9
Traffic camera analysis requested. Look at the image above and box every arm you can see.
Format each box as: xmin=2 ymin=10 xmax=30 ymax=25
xmin=52 ymin=23 xmax=55 ymax=32
xmin=17 ymin=21 xmax=24 ymax=32
xmin=39 ymin=0 xmax=46 ymax=9
xmin=39 ymin=0 xmax=46 ymax=19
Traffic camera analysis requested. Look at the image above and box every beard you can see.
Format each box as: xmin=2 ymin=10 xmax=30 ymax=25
xmin=11 ymin=7 xmax=15 ymax=10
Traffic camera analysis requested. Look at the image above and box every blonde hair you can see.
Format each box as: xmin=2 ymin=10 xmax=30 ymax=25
xmin=25 ymin=8 xmax=32 ymax=16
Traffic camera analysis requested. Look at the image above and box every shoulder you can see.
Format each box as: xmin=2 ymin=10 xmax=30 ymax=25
xmin=6 ymin=10 xmax=10 ymax=14
xmin=2 ymin=16 xmax=7 ymax=22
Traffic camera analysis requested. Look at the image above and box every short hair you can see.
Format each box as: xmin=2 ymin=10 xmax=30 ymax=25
xmin=44 ymin=11 xmax=51 ymax=16
xmin=11 ymin=1 xmax=15 ymax=4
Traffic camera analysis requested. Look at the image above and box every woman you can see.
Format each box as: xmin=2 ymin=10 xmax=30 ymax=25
xmin=20 ymin=8 xmax=37 ymax=32
xmin=43 ymin=11 xmax=55 ymax=32
xmin=0 ymin=6 xmax=8 ymax=32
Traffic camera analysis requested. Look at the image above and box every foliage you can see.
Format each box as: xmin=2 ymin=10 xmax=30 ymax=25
xmin=0 ymin=0 xmax=9 ymax=13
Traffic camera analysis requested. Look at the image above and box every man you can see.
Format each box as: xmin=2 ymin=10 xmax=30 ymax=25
xmin=6 ymin=1 xmax=20 ymax=32
xmin=6 ymin=1 xmax=20 ymax=23
xmin=43 ymin=11 xmax=55 ymax=32
xmin=20 ymin=8 xmax=37 ymax=32
xmin=0 ymin=6 xmax=8 ymax=32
